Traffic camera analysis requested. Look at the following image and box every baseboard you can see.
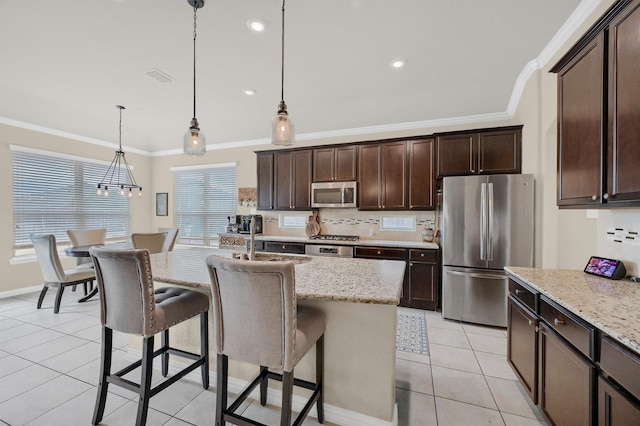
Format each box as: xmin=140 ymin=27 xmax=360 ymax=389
xmin=126 ymin=348 xmax=397 ymax=426
xmin=0 ymin=285 xmax=42 ymax=299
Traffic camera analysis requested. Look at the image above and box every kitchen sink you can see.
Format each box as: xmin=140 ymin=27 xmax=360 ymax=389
xmin=232 ymin=252 xmax=312 ymax=264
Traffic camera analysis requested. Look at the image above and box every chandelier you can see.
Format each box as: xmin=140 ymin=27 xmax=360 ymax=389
xmin=96 ymin=105 xmax=142 ymax=198
xmin=184 ymin=0 xmax=207 ymax=156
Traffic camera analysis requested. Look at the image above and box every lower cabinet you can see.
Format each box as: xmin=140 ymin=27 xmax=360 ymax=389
xmin=539 ymin=321 xmax=595 ymax=426
xmin=507 ymin=296 xmax=538 ymax=403
xmin=598 ymin=376 xmax=640 ymax=426
xmin=263 ymin=241 xmax=306 ymax=255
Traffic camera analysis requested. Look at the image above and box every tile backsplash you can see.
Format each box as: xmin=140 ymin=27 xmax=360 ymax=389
xmin=259 ymin=208 xmax=437 ymax=242
xmin=597 ymin=209 xmax=640 ymax=277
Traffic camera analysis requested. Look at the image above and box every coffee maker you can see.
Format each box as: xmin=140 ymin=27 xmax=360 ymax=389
xmin=239 ymin=215 xmax=263 ymax=234
xmin=225 ymin=215 xmax=241 ymax=233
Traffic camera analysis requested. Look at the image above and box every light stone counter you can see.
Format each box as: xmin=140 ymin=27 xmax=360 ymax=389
xmin=505 ymin=266 xmax=640 ymax=355
xmin=148 ymin=246 xmax=405 ymax=424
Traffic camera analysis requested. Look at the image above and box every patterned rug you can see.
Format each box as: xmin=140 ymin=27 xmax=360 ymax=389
xmin=396 ymin=314 xmax=429 ymax=355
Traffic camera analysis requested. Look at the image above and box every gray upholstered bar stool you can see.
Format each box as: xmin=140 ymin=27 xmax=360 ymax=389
xmin=90 ymin=247 xmax=210 ymax=426
xmin=206 ymin=255 xmax=326 ymax=426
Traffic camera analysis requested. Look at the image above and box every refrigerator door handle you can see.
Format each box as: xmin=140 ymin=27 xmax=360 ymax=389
xmin=480 ymin=182 xmax=487 ymax=261
xmin=447 ymin=270 xmax=506 ymax=280
xmin=487 ymin=182 xmax=494 ymax=261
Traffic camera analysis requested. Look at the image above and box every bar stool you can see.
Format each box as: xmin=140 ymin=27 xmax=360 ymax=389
xmin=206 ymin=255 xmax=325 ymax=426
xmin=90 ymin=247 xmax=210 ymax=426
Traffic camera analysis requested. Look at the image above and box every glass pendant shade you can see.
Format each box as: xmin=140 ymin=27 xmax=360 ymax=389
xmin=271 ymin=100 xmax=294 ymax=146
xmin=184 ymin=119 xmax=206 ymax=156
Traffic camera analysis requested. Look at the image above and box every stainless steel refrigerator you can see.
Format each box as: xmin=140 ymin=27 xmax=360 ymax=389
xmin=441 ymin=174 xmax=534 ymax=327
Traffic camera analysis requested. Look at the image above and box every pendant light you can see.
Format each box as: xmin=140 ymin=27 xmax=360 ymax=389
xmin=96 ymin=105 xmax=142 ymax=198
xmin=271 ymin=0 xmax=295 ymax=146
xmin=184 ymin=0 xmax=206 ymax=156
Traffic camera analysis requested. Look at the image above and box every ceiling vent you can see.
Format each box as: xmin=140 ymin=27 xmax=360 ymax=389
xmin=144 ymin=68 xmax=176 ymax=83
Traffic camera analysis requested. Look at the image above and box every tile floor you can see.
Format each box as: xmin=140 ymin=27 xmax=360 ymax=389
xmin=0 ymin=290 xmax=547 ymax=425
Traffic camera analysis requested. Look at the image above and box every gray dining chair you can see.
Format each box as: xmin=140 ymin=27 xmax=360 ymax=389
xmin=66 ymin=228 xmax=106 ymax=295
xmin=30 ymin=233 xmax=96 ymax=314
xmin=157 ymin=228 xmax=179 ymax=252
xmin=131 ymin=231 xmax=172 ymax=254
xmin=206 ymin=254 xmax=326 ymax=426
xmin=89 ymin=247 xmax=209 ymax=426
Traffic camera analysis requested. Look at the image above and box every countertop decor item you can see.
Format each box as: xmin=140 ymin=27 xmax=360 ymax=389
xmin=96 ymin=105 xmax=142 ymax=198
xmin=305 ymin=210 xmax=321 ymax=236
xmin=421 ymin=226 xmax=434 ymax=242
xmin=183 ymin=0 xmax=207 ymax=156
xmin=271 ymin=0 xmax=295 ymax=146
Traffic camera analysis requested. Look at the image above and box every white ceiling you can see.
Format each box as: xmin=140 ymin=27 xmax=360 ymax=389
xmin=0 ymin=0 xmax=587 ymax=156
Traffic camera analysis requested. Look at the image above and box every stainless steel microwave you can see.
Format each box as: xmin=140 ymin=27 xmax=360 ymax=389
xmin=311 ymin=181 xmax=357 ymax=208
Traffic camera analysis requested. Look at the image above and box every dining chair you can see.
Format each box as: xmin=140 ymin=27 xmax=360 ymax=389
xmin=157 ymin=228 xmax=179 ymax=252
xmin=206 ymin=255 xmax=325 ymax=426
xmin=67 ymin=228 xmax=106 ymax=294
xmin=30 ymin=233 xmax=96 ymax=314
xmin=89 ymin=247 xmax=209 ymax=426
xmin=131 ymin=232 xmax=171 ymax=254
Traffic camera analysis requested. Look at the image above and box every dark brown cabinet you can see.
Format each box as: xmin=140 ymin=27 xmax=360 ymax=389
xmin=539 ymin=322 xmax=595 ymax=426
xmin=598 ymin=377 xmax=640 ymax=426
xmin=256 ymin=152 xmax=274 ymax=210
xmin=313 ymin=145 xmax=357 ymax=182
xmin=408 ymin=138 xmax=435 ymax=210
xmin=273 ymin=150 xmax=312 ymax=210
xmin=552 ymin=0 xmax=640 ymax=207
xmin=436 ymin=126 xmax=522 ymax=178
xmin=264 ymin=241 xmax=306 ymax=255
xmin=358 ymin=141 xmax=407 ymax=210
xmin=507 ymin=296 xmax=538 ymax=403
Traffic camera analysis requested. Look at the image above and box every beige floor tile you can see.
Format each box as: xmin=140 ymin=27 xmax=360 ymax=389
xmin=463 ymin=323 xmax=507 ymax=337
xmin=396 ymin=358 xmax=434 ymax=395
xmin=475 ymin=351 xmax=518 ymax=381
xmin=431 ymin=366 xmax=497 ymax=409
xmin=467 ymin=333 xmax=507 ymax=355
xmin=435 ymin=397 xmax=504 ymax=426
xmin=424 ymin=312 xmax=465 ymax=332
xmin=396 ymin=387 xmax=437 ymax=425
xmin=427 ymin=327 xmax=471 ymax=349
xmin=429 ymin=344 xmax=482 ymax=374
xmin=502 ymin=412 xmax=548 ymax=426
xmin=100 ymin=400 xmax=172 ymax=425
xmin=486 ymin=376 xmax=538 ymax=419
xmin=238 ymin=400 xmax=337 ymax=425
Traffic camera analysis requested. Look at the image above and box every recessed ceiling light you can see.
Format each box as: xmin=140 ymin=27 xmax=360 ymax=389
xmin=243 ymin=89 xmax=257 ymax=96
xmin=390 ymin=59 xmax=406 ymax=69
xmin=247 ymin=18 xmax=266 ymax=33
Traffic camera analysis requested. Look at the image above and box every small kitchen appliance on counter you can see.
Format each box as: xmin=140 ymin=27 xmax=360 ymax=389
xmin=226 ymin=215 xmax=263 ymax=234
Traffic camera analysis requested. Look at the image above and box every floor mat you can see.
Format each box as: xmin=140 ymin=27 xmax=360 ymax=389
xmin=396 ymin=313 xmax=429 ymax=355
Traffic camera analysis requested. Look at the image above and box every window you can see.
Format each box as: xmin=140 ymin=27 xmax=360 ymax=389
xmin=172 ymin=163 xmax=237 ymax=246
xmin=278 ymin=214 xmax=306 ymax=228
xmin=380 ymin=215 xmax=416 ymax=232
xmin=11 ymin=145 xmax=131 ymax=251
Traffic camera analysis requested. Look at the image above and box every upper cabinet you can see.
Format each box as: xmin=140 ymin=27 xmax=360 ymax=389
xmin=358 ymin=141 xmax=407 ymax=210
xmin=256 ymin=152 xmax=274 ymax=210
xmin=436 ymin=126 xmax=522 ymax=178
xmin=552 ymin=0 xmax=640 ymax=207
xmin=274 ymin=150 xmax=312 ymax=210
xmin=312 ymin=146 xmax=357 ymax=182
xmin=408 ymin=138 xmax=435 ymax=210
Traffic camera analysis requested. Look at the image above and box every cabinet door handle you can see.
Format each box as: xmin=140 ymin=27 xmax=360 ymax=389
xmin=591 ymin=195 xmax=598 ymax=201
xmin=528 ymin=320 xmax=534 ymax=326
xmin=554 ymin=318 xmax=566 ymax=326
xmin=515 ymin=288 xmax=522 ymax=294
xmin=377 ymin=250 xmax=382 ymax=255
xmin=603 ymin=193 xmax=609 ymax=200
xmin=282 ymin=245 xmax=286 ymax=249
xmin=409 ymin=262 xmax=414 ymax=267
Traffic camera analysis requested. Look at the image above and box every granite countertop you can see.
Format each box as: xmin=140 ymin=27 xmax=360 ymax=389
xmin=223 ymin=234 xmax=439 ymax=250
xmin=505 ymin=266 xmax=640 ymax=355
xmin=150 ymin=246 xmax=406 ymax=305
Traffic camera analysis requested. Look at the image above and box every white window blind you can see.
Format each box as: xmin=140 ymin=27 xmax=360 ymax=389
xmin=12 ymin=149 xmax=131 ymax=249
xmin=173 ymin=164 xmax=237 ymax=245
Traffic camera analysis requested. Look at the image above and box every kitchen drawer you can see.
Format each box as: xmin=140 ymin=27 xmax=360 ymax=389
xmin=540 ymin=296 xmax=594 ymax=360
xmin=354 ymin=246 xmax=406 ymax=260
xmin=264 ymin=241 xmax=306 ymax=255
xmin=600 ymin=335 xmax=640 ymax=401
xmin=509 ymin=278 xmax=536 ymax=313
xmin=408 ymin=249 xmax=437 ymax=263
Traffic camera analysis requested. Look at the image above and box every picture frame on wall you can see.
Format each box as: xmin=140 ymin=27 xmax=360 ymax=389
xmin=156 ymin=192 xmax=168 ymax=216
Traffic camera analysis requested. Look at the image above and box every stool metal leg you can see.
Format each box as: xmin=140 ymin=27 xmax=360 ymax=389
xmin=92 ymin=327 xmax=113 ymax=425
xmin=201 ymin=311 xmax=209 ymax=389
xmin=259 ymin=366 xmax=268 ymax=406
xmin=161 ymin=329 xmax=169 ymax=377
xmin=37 ymin=285 xmax=48 ymax=309
xmin=216 ymin=354 xmax=228 ymax=426
xmin=316 ymin=335 xmax=325 ymax=423
xmin=53 ymin=285 xmax=65 ymax=314
xmin=136 ymin=336 xmax=154 ymax=426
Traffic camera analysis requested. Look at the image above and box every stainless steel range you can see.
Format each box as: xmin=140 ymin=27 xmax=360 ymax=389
xmin=305 ymin=235 xmax=358 ymax=258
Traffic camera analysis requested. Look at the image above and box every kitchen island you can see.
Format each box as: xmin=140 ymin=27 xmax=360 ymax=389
xmin=148 ymin=246 xmax=406 ymax=425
